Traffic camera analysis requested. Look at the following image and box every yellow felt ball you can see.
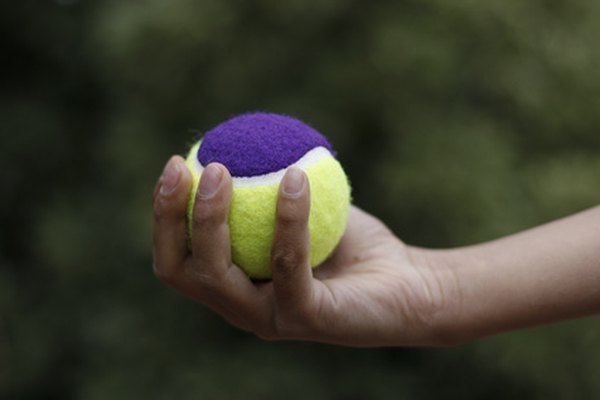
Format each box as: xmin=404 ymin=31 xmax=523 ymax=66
xmin=184 ymin=113 xmax=351 ymax=279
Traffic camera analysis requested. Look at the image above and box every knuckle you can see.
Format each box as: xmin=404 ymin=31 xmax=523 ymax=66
xmin=190 ymin=269 xmax=222 ymax=290
xmin=191 ymin=212 xmax=208 ymax=231
xmin=276 ymin=205 xmax=301 ymax=227
xmin=191 ymin=210 xmax=211 ymax=231
xmin=184 ymin=263 xmax=228 ymax=291
xmin=192 ymin=204 xmax=225 ymax=229
xmin=271 ymin=248 xmax=302 ymax=273
xmin=152 ymin=196 xmax=170 ymax=221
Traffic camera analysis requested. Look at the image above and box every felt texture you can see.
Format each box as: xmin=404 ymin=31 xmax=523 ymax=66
xmin=185 ymin=141 xmax=351 ymax=279
xmin=197 ymin=112 xmax=334 ymax=177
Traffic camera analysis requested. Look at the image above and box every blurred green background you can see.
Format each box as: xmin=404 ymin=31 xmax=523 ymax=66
xmin=2 ymin=0 xmax=600 ymax=398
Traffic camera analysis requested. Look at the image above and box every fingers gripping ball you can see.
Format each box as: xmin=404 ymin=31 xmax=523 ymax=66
xmin=185 ymin=112 xmax=351 ymax=279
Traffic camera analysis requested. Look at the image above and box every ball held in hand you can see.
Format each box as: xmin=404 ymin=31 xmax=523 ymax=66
xmin=185 ymin=112 xmax=351 ymax=279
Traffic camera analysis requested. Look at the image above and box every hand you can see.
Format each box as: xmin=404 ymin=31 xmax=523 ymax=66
xmin=152 ymin=156 xmax=460 ymax=347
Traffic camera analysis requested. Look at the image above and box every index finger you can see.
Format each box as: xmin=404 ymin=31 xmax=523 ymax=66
xmin=152 ymin=156 xmax=193 ymax=281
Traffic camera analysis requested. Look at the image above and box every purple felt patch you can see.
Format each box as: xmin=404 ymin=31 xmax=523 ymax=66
xmin=197 ymin=112 xmax=334 ymax=177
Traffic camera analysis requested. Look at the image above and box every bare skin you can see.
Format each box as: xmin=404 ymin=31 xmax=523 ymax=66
xmin=152 ymin=156 xmax=600 ymax=347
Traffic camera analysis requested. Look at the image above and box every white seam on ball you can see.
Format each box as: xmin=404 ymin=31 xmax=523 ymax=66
xmin=193 ymin=146 xmax=332 ymax=187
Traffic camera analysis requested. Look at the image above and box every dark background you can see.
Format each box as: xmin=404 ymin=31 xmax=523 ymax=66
xmin=2 ymin=0 xmax=600 ymax=398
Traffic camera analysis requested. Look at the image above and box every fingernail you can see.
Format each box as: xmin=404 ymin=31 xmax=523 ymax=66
xmin=160 ymin=158 xmax=181 ymax=196
xmin=282 ymin=167 xmax=305 ymax=198
xmin=198 ymin=164 xmax=223 ymax=199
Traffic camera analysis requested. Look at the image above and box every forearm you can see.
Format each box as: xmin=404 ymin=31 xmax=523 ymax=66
xmin=429 ymin=206 xmax=600 ymax=344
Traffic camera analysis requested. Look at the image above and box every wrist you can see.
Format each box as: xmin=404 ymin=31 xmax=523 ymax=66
xmin=405 ymin=246 xmax=480 ymax=346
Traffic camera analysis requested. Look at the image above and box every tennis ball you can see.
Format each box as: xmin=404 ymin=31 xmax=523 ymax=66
xmin=185 ymin=112 xmax=351 ymax=279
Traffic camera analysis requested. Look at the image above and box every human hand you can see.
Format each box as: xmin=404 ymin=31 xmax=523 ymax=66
xmin=152 ymin=156 xmax=460 ymax=347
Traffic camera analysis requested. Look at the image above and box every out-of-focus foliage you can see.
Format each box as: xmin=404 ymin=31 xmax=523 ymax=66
xmin=1 ymin=0 xmax=599 ymax=398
